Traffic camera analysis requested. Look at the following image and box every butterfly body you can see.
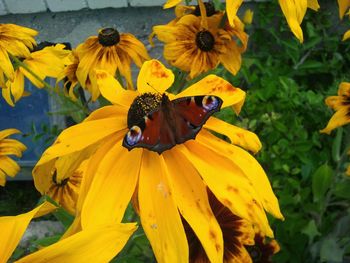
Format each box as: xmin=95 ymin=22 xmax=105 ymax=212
xmin=123 ymin=93 xmax=223 ymax=154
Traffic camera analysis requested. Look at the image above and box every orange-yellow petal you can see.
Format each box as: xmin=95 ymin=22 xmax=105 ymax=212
xmin=163 ymin=0 xmax=182 ymax=9
xmin=139 ymin=150 xmax=188 ymax=262
xmin=163 ymin=148 xmax=224 ymax=262
xmin=16 ymin=223 xmax=137 ymax=263
xmin=338 ymin=0 xmax=350 ymax=19
xmin=226 ymin=0 xmax=244 ymax=26
xmin=320 ymin=108 xmax=350 ymax=134
xmin=94 ymin=69 xmax=137 ymax=107
xmin=0 ymin=202 xmax=56 ymax=263
xmin=137 ymin=60 xmax=175 ymax=94
xmin=82 ymin=139 xmax=142 ymax=228
xmin=204 ymin=117 xmax=262 ymax=154
xmin=343 ymin=29 xmax=350 ymax=41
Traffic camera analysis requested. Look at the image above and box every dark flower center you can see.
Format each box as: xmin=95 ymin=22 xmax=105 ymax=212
xmin=246 ymin=245 xmax=263 ymax=262
xmin=196 ymin=30 xmax=215 ymax=52
xmin=98 ymin=28 xmax=120 ymax=46
xmin=127 ymin=93 xmax=162 ymax=128
xmin=193 ymin=2 xmax=216 ymax=17
xmin=52 ymin=170 xmax=69 ymax=187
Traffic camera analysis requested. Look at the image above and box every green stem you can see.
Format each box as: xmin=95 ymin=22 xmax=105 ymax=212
xmin=10 ymin=55 xmax=89 ymax=116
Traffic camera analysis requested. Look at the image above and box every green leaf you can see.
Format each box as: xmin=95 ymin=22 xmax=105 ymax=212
xmin=334 ymin=180 xmax=350 ymax=199
xmin=320 ymin=238 xmax=344 ymax=262
xmin=301 ymin=220 xmax=321 ymax=243
xmin=312 ymin=164 xmax=333 ymax=203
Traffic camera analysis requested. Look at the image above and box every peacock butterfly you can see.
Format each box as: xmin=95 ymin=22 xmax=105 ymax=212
xmin=122 ymin=93 xmax=223 ymax=154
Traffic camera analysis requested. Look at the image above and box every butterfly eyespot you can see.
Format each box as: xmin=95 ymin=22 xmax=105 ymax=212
xmin=202 ymin=95 xmax=219 ymax=111
xmin=126 ymin=126 xmax=142 ymax=146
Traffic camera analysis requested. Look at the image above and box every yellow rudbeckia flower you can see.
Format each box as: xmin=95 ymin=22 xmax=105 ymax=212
xmin=2 ymin=44 xmax=71 ymax=106
xmin=278 ymin=0 xmax=320 ymax=43
xmin=153 ymin=12 xmax=247 ymax=78
xmin=320 ymin=82 xmax=350 ymax=134
xmin=184 ymin=189 xmax=255 ymax=262
xmin=75 ymin=27 xmax=150 ymax=101
xmin=35 ymin=59 xmax=283 ymax=263
xmin=0 ymin=23 xmax=37 ymax=82
xmin=338 ymin=0 xmax=350 ymax=19
xmin=0 ymin=129 xmax=26 ymax=186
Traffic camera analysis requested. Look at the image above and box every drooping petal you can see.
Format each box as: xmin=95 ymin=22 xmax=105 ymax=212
xmin=6 ymin=70 xmax=24 ymax=103
xmin=178 ymin=142 xmax=274 ymax=237
xmin=138 ymin=150 xmax=188 ymax=262
xmin=0 ymin=129 xmax=20 ymax=141
xmin=94 ymin=69 xmax=137 ymax=107
xmin=36 ymin=117 xmax=126 ymax=166
xmin=0 ymin=139 xmax=26 ymax=157
xmin=343 ymin=29 xmax=350 ymax=41
xmin=226 ymin=0 xmax=244 ymax=26
xmin=307 ymin=0 xmax=320 ymax=11
xmin=278 ymin=0 xmax=307 ymax=43
xmin=197 ymin=130 xmax=284 ymax=220
xmin=163 ymin=0 xmax=182 ymax=9
xmin=175 ymin=74 xmax=245 ymax=112
xmin=320 ymin=108 xmax=350 ymax=134
xmin=338 ymin=0 xmax=350 ymax=19
xmin=204 ymin=117 xmax=262 ymax=154
xmin=163 ymin=148 xmax=224 ymax=263
xmin=0 ymin=156 xmax=20 ymax=177
xmin=219 ymin=40 xmax=242 ymax=76
xmin=0 ymin=202 xmax=56 ymax=263
xmin=82 ymin=137 xmax=142 ymax=228
xmin=137 ymin=60 xmax=175 ymax=94
xmin=0 ymin=47 xmax=14 ymax=81
xmin=16 ymin=223 xmax=137 ymax=263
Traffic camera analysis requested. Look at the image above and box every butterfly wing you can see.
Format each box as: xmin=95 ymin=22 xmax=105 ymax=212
xmin=123 ymin=95 xmax=222 ymax=154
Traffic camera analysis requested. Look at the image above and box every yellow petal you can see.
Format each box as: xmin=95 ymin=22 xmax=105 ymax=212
xmin=343 ymin=29 xmax=350 ymax=41
xmin=36 ymin=117 xmax=126 ymax=166
xmin=85 ymin=104 xmax=129 ymax=122
xmin=6 ymin=70 xmax=24 ymax=103
xmin=0 ymin=129 xmax=21 ymax=141
xmin=243 ymin=9 xmax=254 ymax=24
xmin=175 ymin=74 xmax=246 ymax=112
xmin=320 ymin=108 xmax=350 ymax=134
xmin=197 ymin=130 xmax=284 ymax=220
xmin=139 ymin=150 xmax=188 ymax=262
xmin=0 ymin=47 xmax=14 ymax=81
xmin=226 ymin=0 xmax=244 ymax=26
xmin=137 ymin=59 xmax=175 ymax=94
xmin=163 ymin=0 xmax=182 ymax=9
xmin=219 ymin=41 xmax=242 ymax=76
xmin=0 ymin=156 xmax=20 ymax=177
xmin=94 ymin=69 xmax=137 ymax=107
xmin=16 ymin=223 xmax=137 ymax=263
xmin=0 ymin=139 xmax=26 ymax=157
xmin=338 ymin=0 xmax=350 ymax=19
xmin=338 ymin=82 xmax=350 ymax=96
xmin=1 ymin=86 xmax=14 ymax=106
xmin=307 ymin=0 xmax=320 ymax=11
xmin=0 ymin=202 xmax=56 ymax=263
xmin=278 ymin=0 xmax=307 ymax=43
xmin=204 ymin=117 xmax=262 ymax=154
xmin=82 ymin=139 xmax=142 ymax=228
xmin=163 ymin=148 xmax=224 ymax=262
xmin=178 ymin=142 xmax=274 ymax=237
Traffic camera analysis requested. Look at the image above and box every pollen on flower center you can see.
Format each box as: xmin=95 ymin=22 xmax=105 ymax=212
xmin=52 ymin=170 xmax=69 ymax=187
xmin=196 ymin=30 xmax=215 ymax=52
xmin=193 ymin=2 xmax=216 ymax=17
xmin=127 ymin=93 xmax=163 ymax=128
xmin=98 ymin=27 xmax=120 ymax=46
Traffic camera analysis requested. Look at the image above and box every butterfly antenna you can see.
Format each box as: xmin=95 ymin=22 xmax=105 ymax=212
xmin=147 ymin=82 xmax=161 ymax=95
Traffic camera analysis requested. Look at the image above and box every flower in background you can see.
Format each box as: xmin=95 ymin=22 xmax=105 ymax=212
xmin=278 ymin=0 xmax=320 ymax=43
xmin=0 ymin=129 xmax=26 ymax=186
xmin=34 ymin=60 xmax=283 ymax=263
xmin=245 ymin=233 xmax=280 ymax=263
xmin=163 ymin=0 xmax=244 ymax=27
xmin=0 ymin=23 xmax=37 ymax=83
xmin=243 ymin=9 xmax=254 ymax=25
xmin=57 ymin=50 xmax=80 ymax=100
xmin=75 ymin=27 xmax=150 ymax=101
xmin=1 ymin=44 xmax=71 ymax=106
xmin=153 ymin=10 xmax=248 ymax=78
xmin=320 ymin=82 xmax=350 ymax=134
xmin=184 ymin=189 xmax=255 ymax=262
